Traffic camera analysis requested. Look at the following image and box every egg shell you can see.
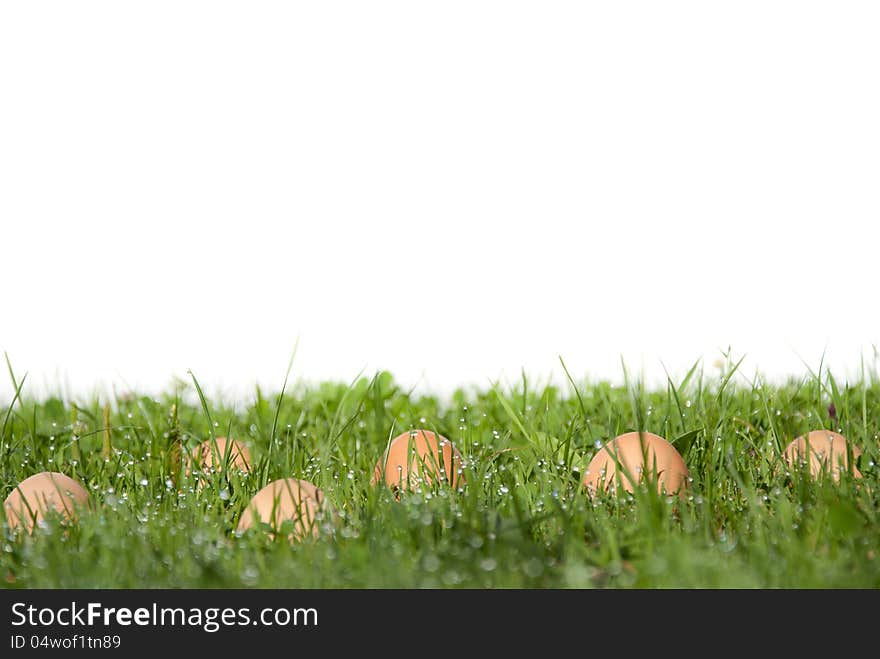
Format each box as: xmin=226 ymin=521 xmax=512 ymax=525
xmin=583 ymin=431 xmax=689 ymax=496
xmin=3 ymin=471 xmax=89 ymax=534
xmin=782 ymin=430 xmax=862 ymax=481
xmin=190 ymin=437 xmax=252 ymax=477
xmin=371 ymin=429 xmax=465 ymax=493
xmin=236 ymin=478 xmax=328 ymax=542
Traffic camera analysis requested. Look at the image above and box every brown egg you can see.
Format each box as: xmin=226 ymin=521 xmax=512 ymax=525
xmin=3 ymin=471 xmax=89 ymax=534
xmin=236 ymin=478 xmax=329 ymax=542
xmin=371 ymin=429 xmax=465 ymax=493
xmin=782 ymin=430 xmax=862 ymax=481
xmin=189 ymin=436 xmax=252 ymax=481
xmin=583 ymin=431 xmax=689 ymax=496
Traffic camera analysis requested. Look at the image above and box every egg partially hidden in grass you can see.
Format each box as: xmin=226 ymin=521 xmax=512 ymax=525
xmin=782 ymin=430 xmax=862 ymax=481
xmin=3 ymin=471 xmax=90 ymax=534
xmin=190 ymin=436 xmax=252 ymax=482
xmin=371 ymin=429 xmax=465 ymax=493
xmin=583 ymin=431 xmax=689 ymax=497
xmin=236 ymin=478 xmax=329 ymax=542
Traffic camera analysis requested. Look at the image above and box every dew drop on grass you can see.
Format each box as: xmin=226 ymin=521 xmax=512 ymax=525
xmin=443 ymin=570 xmax=463 ymax=585
xmin=524 ymin=558 xmax=543 ymax=578
xmin=479 ymin=558 xmax=497 ymax=572
xmin=242 ymin=566 xmax=259 ymax=586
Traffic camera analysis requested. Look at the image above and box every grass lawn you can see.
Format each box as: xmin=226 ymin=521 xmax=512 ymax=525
xmin=2 ymin=358 xmax=878 ymax=588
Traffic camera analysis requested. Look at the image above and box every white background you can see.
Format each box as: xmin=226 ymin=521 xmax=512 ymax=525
xmin=2 ymin=1 xmax=879 ymax=402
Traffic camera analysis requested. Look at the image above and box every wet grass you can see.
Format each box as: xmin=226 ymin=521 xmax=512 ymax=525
xmin=2 ymin=358 xmax=879 ymax=588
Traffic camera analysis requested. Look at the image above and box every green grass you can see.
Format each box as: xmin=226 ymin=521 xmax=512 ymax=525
xmin=2 ymin=358 xmax=879 ymax=588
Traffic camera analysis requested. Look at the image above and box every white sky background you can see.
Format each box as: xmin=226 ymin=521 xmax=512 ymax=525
xmin=1 ymin=2 xmax=879 ymax=403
